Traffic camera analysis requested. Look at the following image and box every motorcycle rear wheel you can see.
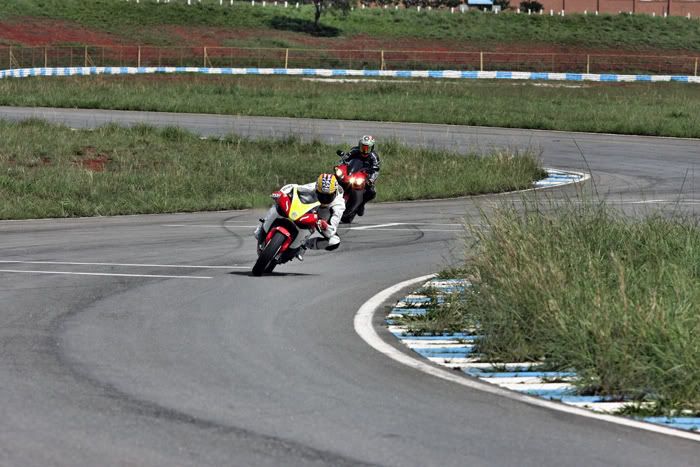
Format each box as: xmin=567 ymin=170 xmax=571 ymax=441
xmin=252 ymin=231 xmax=286 ymax=276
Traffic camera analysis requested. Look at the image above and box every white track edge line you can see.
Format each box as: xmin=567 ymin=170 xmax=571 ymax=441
xmin=353 ymin=274 xmax=700 ymax=442
xmin=0 ymin=260 xmax=247 ymax=269
xmin=0 ymin=269 xmax=212 ymax=279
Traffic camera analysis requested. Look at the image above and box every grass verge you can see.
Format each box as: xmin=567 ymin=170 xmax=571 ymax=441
xmin=2 ymin=75 xmax=700 ymax=138
xmin=401 ymin=198 xmax=700 ymax=413
xmin=0 ymin=119 xmax=543 ymax=220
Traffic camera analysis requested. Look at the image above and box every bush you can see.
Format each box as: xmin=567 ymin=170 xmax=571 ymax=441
xmin=520 ymin=0 xmax=542 ymax=12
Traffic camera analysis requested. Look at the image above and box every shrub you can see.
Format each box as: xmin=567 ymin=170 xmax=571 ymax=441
xmin=520 ymin=0 xmax=543 ymax=12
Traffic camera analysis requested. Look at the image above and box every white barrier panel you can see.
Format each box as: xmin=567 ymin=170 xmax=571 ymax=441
xmin=1 ymin=67 xmax=699 ymax=84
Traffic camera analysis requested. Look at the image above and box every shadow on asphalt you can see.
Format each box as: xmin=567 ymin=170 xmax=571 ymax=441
xmin=228 ymin=271 xmax=316 ymax=277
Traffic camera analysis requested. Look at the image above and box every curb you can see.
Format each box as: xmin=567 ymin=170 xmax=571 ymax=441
xmin=354 ymin=276 xmax=700 ymax=442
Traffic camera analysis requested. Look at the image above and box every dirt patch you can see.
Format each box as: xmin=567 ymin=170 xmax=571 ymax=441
xmin=74 ymin=146 xmax=111 ymax=172
xmin=0 ymin=18 xmax=130 ymax=46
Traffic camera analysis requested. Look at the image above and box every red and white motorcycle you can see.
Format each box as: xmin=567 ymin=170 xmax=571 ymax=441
xmin=252 ymin=187 xmax=327 ymax=276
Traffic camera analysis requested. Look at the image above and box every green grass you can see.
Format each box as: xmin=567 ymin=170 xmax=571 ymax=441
xmin=2 ymin=75 xmax=699 ymax=138
xmin=2 ymin=0 xmax=700 ymax=51
xmin=423 ymin=199 xmax=700 ymax=412
xmin=0 ymin=119 xmax=543 ymax=219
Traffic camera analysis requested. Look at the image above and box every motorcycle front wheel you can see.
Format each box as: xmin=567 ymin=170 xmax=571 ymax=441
xmin=252 ymin=231 xmax=287 ymax=276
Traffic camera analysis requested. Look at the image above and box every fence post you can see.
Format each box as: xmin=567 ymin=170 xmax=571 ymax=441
xmin=9 ymin=46 xmax=12 ymax=69
xmin=84 ymin=46 xmax=88 ymax=67
xmin=44 ymin=47 xmax=48 ymax=68
xmin=586 ymin=54 xmax=590 ymax=74
xmin=138 ymin=46 xmax=141 ymax=67
xmin=285 ymin=48 xmax=289 ymax=69
xmin=204 ymin=47 xmax=207 ymax=67
xmin=381 ymin=50 xmax=385 ymax=70
xmin=480 ymin=51 xmax=483 ymax=72
xmin=695 ymin=57 xmax=698 ymax=76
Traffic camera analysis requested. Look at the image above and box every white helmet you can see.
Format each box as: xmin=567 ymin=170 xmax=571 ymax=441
xmin=359 ymin=135 xmax=375 ymax=157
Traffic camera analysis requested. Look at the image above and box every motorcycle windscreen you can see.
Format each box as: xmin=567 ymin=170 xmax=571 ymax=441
xmin=288 ymin=187 xmax=320 ymax=221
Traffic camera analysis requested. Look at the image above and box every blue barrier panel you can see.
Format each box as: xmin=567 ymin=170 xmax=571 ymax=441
xmin=332 ymin=69 xmax=348 ymax=76
xmin=396 ymin=70 xmax=412 ymax=78
xmin=600 ymin=74 xmax=619 ymax=82
xmin=461 ymin=71 xmax=479 ymax=79
xmin=363 ymin=70 xmax=380 ymax=76
xmin=671 ymin=76 xmax=689 ymax=82
xmin=530 ymin=73 xmax=549 ymax=80
xmin=428 ymin=71 xmax=444 ymax=78
xmin=635 ymin=75 xmax=652 ymax=82
xmin=565 ymin=73 xmax=583 ymax=81
xmin=245 ymin=68 xmax=260 ymax=74
xmin=496 ymin=71 xmax=513 ymax=79
xmin=272 ymin=68 xmax=288 ymax=74
xmin=302 ymin=68 xmax=316 ymax=75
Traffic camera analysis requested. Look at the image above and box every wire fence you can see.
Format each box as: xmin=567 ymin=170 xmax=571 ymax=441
xmin=2 ymin=46 xmax=698 ymax=76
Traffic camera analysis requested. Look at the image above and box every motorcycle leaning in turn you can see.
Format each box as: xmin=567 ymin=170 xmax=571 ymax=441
xmin=252 ymin=187 xmax=337 ymax=276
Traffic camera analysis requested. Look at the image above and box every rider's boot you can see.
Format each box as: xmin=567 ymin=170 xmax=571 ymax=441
xmin=253 ymin=219 xmax=264 ymax=242
xmin=357 ymin=203 xmax=365 ymax=216
xmin=295 ymin=245 xmax=307 ymax=261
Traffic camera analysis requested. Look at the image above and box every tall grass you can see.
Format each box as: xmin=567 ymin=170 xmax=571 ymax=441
xmin=0 ymin=119 xmax=543 ymax=219
xmin=2 ymin=76 xmax=700 ymax=138
xmin=2 ymin=1 xmax=700 ymax=51
xmin=459 ymin=198 xmax=700 ymax=411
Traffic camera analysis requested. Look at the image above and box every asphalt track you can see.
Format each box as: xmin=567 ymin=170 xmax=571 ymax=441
xmin=0 ymin=107 xmax=698 ymax=466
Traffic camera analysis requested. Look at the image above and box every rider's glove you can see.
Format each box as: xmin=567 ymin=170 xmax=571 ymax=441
xmin=336 ymin=149 xmax=344 ymax=157
xmin=317 ymin=219 xmax=329 ymax=232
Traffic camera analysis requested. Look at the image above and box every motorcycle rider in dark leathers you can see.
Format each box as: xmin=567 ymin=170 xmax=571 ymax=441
xmin=336 ymin=135 xmax=381 ymax=216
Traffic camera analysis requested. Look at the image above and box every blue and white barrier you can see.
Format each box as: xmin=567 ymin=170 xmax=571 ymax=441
xmin=388 ymin=278 xmax=699 ymax=432
xmin=534 ymin=169 xmax=589 ymax=188
xmin=1 ymin=66 xmax=699 ymax=84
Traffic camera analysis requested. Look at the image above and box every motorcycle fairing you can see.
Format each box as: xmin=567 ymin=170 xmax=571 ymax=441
xmin=288 ymin=186 xmax=320 ymax=221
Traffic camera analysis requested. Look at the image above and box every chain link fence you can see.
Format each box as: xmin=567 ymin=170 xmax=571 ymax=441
xmin=1 ymin=46 xmax=698 ymax=75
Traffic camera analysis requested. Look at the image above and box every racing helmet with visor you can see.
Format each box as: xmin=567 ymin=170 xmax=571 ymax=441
xmin=359 ymin=135 xmax=375 ymax=158
xmin=315 ymin=173 xmax=338 ymax=205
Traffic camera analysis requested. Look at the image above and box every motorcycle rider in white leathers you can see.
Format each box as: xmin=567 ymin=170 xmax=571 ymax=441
xmin=254 ymin=173 xmax=345 ymax=259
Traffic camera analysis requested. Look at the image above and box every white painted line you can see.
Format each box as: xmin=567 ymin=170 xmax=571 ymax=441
xmin=354 ymin=275 xmax=700 ymax=442
xmin=0 ymin=260 xmax=248 ymax=269
xmin=0 ymin=269 xmax=212 ymax=279
xmin=164 ymin=224 xmax=257 ymax=228
xmin=349 ymin=223 xmax=403 ymax=230
xmin=624 ymin=200 xmax=669 ymax=204
xmin=350 ymin=227 xmax=462 ymax=232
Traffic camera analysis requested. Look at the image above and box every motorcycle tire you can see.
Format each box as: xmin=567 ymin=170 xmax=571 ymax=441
xmin=342 ymin=189 xmax=364 ymax=224
xmin=252 ymin=231 xmax=286 ymax=276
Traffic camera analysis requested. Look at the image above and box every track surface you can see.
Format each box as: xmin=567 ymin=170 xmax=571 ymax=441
xmin=0 ymin=107 xmax=698 ymax=466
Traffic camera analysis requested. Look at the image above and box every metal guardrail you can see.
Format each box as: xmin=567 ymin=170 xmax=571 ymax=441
xmin=1 ymin=46 xmax=698 ymax=76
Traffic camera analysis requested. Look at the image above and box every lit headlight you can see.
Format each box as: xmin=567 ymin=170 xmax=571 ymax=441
xmin=348 ymin=177 xmax=356 ymax=184
xmin=353 ymin=178 xmax=364 ymax=186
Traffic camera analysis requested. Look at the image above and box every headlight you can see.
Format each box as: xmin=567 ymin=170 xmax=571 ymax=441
xmin=348 ymin=177 xmax=356 ymax=184
xmin=354 ymin=178 xmax=364 ymax=186
xmin=335 ymin=168 xmax=343 ymax=177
